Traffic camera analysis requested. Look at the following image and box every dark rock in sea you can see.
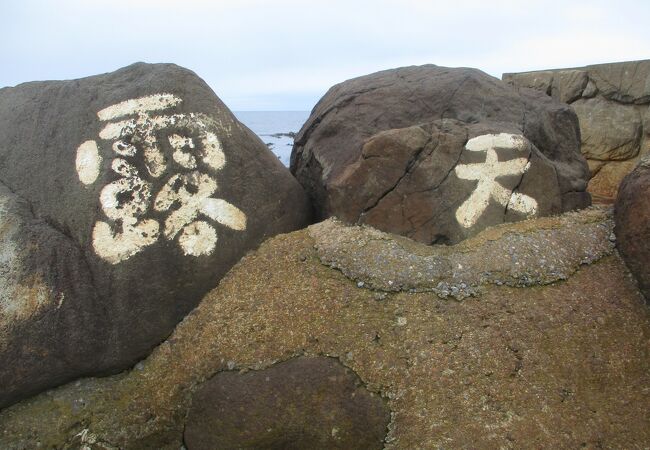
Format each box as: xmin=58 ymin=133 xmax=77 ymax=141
xmin=291 ymin=64 xmax=591 ymax=244
xmin=184 ymin=357 xmax=390 ymax=449
xmin=615 ymin=155 xmax=650 ymax=303
xmin=0 ymin=62 xmax=311 ymax=408
xmin=269 ymin=131 xmax=296 ymax=139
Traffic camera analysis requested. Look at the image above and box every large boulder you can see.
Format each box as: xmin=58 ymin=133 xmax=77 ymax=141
xmin=504 ymin=59 xmax=650 ymax=202
xmin=0 ymin=63 xmax=311 ymax=407
xmin=291 ymin=65 xmax=591 ymax=244
xmin=0 ymin=207 xmax=649 ymax=449
xmin=615 ymin=156 xmax=650 ymax=303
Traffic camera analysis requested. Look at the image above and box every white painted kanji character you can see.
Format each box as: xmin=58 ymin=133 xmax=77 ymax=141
xmin=74 ymin=94 xmax=246 ymax=263
xmin=454 ymin=133 xmax=538 ymax=228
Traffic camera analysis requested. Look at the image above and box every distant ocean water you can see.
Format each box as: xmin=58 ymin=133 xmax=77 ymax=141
xmin=234 ymin=111 xmax=310 ymax=167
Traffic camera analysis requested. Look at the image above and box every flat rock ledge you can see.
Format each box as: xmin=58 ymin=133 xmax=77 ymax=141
xmin=311 ymin=207 xmax=615 ymax=299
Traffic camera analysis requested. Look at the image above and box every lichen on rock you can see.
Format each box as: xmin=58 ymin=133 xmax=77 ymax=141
xmin=310 ymin=207 xmax=615 ymax=298
xmin=0 ymin=207 xmax=648 ymax=449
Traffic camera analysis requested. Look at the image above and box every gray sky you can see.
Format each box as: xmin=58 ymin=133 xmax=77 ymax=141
xmin=1 ymin=0 xmax=648 ymax=110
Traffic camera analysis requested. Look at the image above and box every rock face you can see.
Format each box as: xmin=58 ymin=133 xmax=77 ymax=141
xmin=291 ymin=65 xmax=590 ymax=244
xmin=504 ymin=59 xmax=650 ymax=202
xmin=0 ymin=63 xmax=311 ymax=407
xmin=184 ymin=357 xmax=390 ymax=449
xmin=1 ymin=207 xmax=648 ymax=449
xmin=615 ymin=156 xmax=650 ymax=303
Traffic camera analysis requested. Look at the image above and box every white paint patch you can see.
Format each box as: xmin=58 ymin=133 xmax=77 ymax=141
xmin=142 ymin=141 xmax=167 ymax=178
xmin=465 ymin=133 xmax=528 ymax=152
xmin=99 ymin=176 xmax=151 ymax=221
xmin=92 ymin=219 xmax=159 ymax=265
xmin=508 ymin=191 xmax=538 ymax=216
xmin=75 ymin=140 xmax=102 ymax=185
xmin=201 ymin=132 xmax=226 ymax=170
xmin=97 ymin=93 xmax=181 ymax=121
xmin=455 ymin=133 xmax=538 ymax=228
xmin=178 ymin=220 xmax=217 ymax=256
xmin=169 ymin=134 xmax=197 ymax=169
xmin=77 ymin=95 xmax=247 ymax=263
xmin=154 ymin=171 xmax=218 ymax=239
xmin=93 ymin=170 xmax=160 ymax=264
xmin=201 ymin=198 xmax=247 ymax=230
xmin=99 ymin=120 xmax=130 ymax=141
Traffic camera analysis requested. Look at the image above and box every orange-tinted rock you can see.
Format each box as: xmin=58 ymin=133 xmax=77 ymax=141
xmin=589 ymin=159 xmax=638 ymax=203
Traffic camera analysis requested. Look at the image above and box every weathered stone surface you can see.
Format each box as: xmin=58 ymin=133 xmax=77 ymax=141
xmin=506 ymin=70 xmax=554 ymax=96
xmin=328 ymin=120 xmax=567 ymax=244
xmin=615 ymin=156 xmax=650 ymax=303
xmin=0 ymin=207 xmax=648 ymax=449
xmin=553 ymin=69 xmax=589 ymax=103
xmin=582 ymin=79 xmax=598 ymax=98
xmin=587 ymin=159 xmax=606 ymax=177
xmin=292 ymin=65 xmax=590 ymax=244
xmin=184 ymin=357 xmax=390 ymax=449
xmin=572 ymin=98 xmax=642 ymax=161
xmin=311 ymin=208 xmax=614 ymax=298
xmin=504 ymin=60 xmax=650 ymax=105
xmin=588 ymin=60 xmax=650 ymax=104
xmin=504 ymin=60 xmax=650 ymax=202
xmin=501 ymin=69 xmax=588 ymax=104
xmin=0 ymin=63 xmax=311 ymax=407
xmin=588 ymin=160 xmax=638 ymax=203
xmin=0 ymin=183 xmax=103 ymax=405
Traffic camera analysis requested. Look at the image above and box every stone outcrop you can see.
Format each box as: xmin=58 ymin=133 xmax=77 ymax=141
xmin=1 ymin=206 xmax=648 ymax=449
xmin=615 ymin=156 xmax=650 ymax=303
xmin=291 ymin=65 xmax=591 ymax=244
xmin=0 ymin=63 xmax=311 ymax=408
xmin=504 ymin=59 xmax=650 ymax=202
xmin=184 ymin=357 xmax=390 ymax=449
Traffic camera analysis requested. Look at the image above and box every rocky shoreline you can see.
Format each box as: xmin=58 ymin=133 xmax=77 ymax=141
xmin=0 ymin=61 xmax=648 ymax=448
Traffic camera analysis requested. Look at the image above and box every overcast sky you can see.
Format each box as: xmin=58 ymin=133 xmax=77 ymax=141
xmin=1 ymin=0 xmax=648 ymax=110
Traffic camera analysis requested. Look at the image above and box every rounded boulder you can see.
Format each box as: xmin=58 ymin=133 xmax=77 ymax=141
xmin=291 ymin=65 xmax=591 ymax=244
xmin=0 ymin=62 xmax=311 ymax=407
